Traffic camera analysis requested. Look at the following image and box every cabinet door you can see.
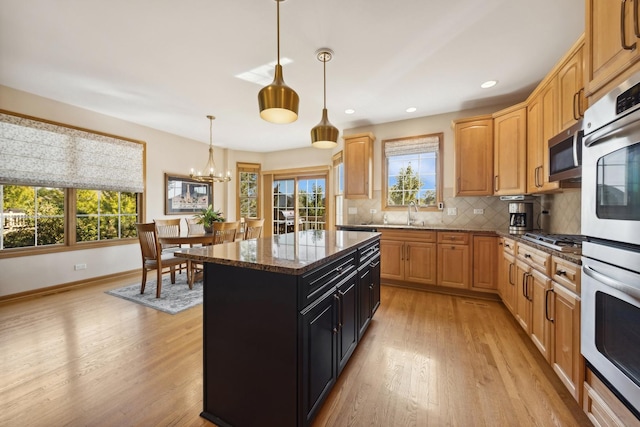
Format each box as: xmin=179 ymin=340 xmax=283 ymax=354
xmin=437 ymin=244 xmax=470 ymax=288
xmin=380 ymin=239 xmax=404 ymax=281
xmin=528 ymin=83 xmax=560 ymax=193
xmin=493 ymin=106 xmax=527 ymax=195
xmin=337 ymin=274 xmax=358 ymax=374
xmin=358 ymin=265 xmax=372 ymax=339
xmin=514 ymin=260 xmax=532 ymax=333
xmin=551 ymin=282 xmax=583 ymax=403
xmin=501 ymin=252 xmax=517 ymax=314
xmin=344 ymin=133 xmax=374 ymax=199
xmin=558 ymin=45 xmax=585 ymax=131
xmin=406 ymin=241 xmax=437 ymax=285
xmin=454 ymin=117 xmax=494 ymax=196
xmin=370 ymin=255 xmax=381 ymax=314
xmin=530 ymin=269 xmax=553 ymax=362
xmin=472 ymin=235 xmax=498 ymax=291
xmin=586 ymin=0 xmax=640 ymax=98
xmin=301 ymin=290 xmax=337 ymax=424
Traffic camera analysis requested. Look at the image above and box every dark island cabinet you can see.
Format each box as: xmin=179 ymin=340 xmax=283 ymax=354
xmin=199 ymin=233 xmax=380 ymax=427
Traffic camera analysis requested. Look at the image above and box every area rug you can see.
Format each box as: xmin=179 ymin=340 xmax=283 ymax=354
xmin=106 ymin=273 xmax=203 ymax=314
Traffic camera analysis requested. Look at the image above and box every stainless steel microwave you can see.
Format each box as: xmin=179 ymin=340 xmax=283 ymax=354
xmin=548 ymin=120 xmax=582 ymax=181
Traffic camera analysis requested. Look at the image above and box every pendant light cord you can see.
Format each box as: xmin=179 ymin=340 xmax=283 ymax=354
xmin=276 ymin=0 xmax=281 ymax=66
xmin=323 ymin=57 xmax=327 ymax=109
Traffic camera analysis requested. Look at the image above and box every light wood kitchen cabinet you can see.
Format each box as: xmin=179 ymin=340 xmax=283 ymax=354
xmin=558 ymin=41 xmax=585 ymax=131
xmin=527 ymin=79 xmax=560 ymax=193
xmin=550 ymin=278 xmax=583 ymax=403
xmin=500 ymin=248 xmax=517 ymax=315
xmin=343 ymin=132 xmax=374 ymax=199
xmin=472 ymin=235 xmax=498 ymax=291
xmin=493 ymin=104 xmax=527 ymax=195
xmin=453 ymin=115 xmax=494 ymax=196
xmin=529 ymin=268 xmax=553 ymax=362
xmin=380 ymin=229 xmax=436 ymax=286
xmin=437 ymin=232 xmax=470 ymax=289
xmin=585 ymin=0 xmax=640 ymax=102
xmin=584 ymin=368 xmax=640 ymax=427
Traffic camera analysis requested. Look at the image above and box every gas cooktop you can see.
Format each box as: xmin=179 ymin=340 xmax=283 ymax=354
xmin=520 ymin=232 xmax=586 ymax=253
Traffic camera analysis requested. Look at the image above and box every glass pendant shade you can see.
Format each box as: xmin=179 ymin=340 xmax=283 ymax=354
xmin=311 ymin=108 xmax=338 ymax=148
xmin=258 ymin=64 xmax=299 ymax=124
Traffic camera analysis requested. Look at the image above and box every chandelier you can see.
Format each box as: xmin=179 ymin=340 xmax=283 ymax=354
xmin=189 ymin=115 xmax=231 ymax=183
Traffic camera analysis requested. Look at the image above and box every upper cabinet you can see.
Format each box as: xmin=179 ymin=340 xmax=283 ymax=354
xmin=586 ymin=0 xmax=640 ymax=101
xmin=493 ymin=104 xmax=527 ymax=196
xmin=527 ymin=79 xmax=560 ymax=194
xmin=452 ymin=115 xmax=494 ymax=196
xmin=558 ymin=43 xmax=585 ymax=131
xmin=343 ymin=133 xmax=374 ymax=199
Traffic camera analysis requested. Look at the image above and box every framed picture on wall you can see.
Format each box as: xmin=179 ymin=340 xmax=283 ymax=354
xmin=164 ymin=173 xmax=213 ymax=215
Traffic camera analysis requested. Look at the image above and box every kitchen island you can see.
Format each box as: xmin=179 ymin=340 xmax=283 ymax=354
xmin=175 ymin=230 xmax=381 ymax=427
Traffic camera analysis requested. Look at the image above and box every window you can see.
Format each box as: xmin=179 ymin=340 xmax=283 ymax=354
xmin=333 ymin=152 xmax=344 ymax=226
xmin=269 ymin=167 xmax=330 ymax=236
xmin=383 ymin=133 xmax=443 ymax=210
xmin=0 ymin=110 xmax=145 ymax=257
xmin=236 ymin=163 xmax=261 ymax=219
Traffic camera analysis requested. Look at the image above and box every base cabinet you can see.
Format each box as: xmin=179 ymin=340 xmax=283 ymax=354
xmin=437 ymin=232 xmax=470 ymax=289
xmin=584 ymin=368 xmax=640 ymax=427
xmin=472 ymin=235 xmax=498 ymax=291
xmin=380 ymin=230 xmax=437 ymax=286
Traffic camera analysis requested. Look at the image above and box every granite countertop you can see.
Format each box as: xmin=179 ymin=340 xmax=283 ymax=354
xmin=337 ymin=224 xmax=497 ymax=234
xmin=174 ymin=230 xmax=380 ymax=275
xmin=496 ymin=230 xmax=582 ymax=264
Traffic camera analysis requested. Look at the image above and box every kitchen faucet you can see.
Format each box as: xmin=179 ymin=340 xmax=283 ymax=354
xmin=407 ymin=201 xmax=418 ymax=225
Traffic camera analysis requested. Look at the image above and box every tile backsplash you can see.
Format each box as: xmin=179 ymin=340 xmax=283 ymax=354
xmin=345 ymin=187 xmax=582 ymax=234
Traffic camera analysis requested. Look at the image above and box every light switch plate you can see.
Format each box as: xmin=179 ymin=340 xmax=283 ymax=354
xmin=348 ymin=207 xmax=357 ymax=214
xmin=447 ymin=208 xmax=457 ymax=216
xmin=473 ymin=209 xmax=484 ymax=215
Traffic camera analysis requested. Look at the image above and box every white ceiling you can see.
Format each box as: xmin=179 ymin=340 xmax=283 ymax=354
xmin=0 ymin=0 xmax=584 ymax=153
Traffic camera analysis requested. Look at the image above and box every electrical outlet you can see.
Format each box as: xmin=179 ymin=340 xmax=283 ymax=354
xmin=369 ymin=209 xmax=377 ymax=214
xmin=74 ymin=263 xmax=87 ymax=271
xmin=437 ymin=202 xmax=444 ymax=210
xmin=348 ymin=207 xmax=357 ymax=214
xmin=473 ymin=209 xmax=484 ymax=215
xmin=447 ymin=208 xmax=457 ymax=216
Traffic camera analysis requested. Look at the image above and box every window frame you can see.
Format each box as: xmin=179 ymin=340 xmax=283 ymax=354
xmin=382 ymin=132 xmax=443 ymax=212
xmin=236 ymin=162 xmax=261 ymax=220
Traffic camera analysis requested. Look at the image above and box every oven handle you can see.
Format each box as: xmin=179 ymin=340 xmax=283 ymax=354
xmin=584 ymin=112 xmax=640 ymax=147
xmin=584 ymin=264 xmax=640 ymax=300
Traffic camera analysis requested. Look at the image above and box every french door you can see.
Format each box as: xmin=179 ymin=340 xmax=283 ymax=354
xmin=273 ymin=175 xmax=327 ymax=235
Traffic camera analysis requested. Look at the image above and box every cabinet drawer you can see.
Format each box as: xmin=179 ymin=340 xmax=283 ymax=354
xmin=300 ymin=250 xmax=357 ymax=309
xmin=359 ymin=240 xmax=380 ymax=266
xmin=551 ymin=256 xmax=581 ymax=294
xmin=437 ymin=231 xmax=469 ymax=245
xmin=516 ymin=242 xmax=551 ymax=276
xmin=380 ymin=229 xmax=436 ymax=243
xmin=502 ymin=237 xmax=516 ymax=256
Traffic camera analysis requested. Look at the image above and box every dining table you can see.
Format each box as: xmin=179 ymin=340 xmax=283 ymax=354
xmin=158 ymin=234 xmax=216 ymax=286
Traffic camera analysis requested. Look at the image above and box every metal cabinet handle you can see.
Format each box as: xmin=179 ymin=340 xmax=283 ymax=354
xmin=508 ymin=263 xmax=514 ymax=285
xmin=524 ymin=254 xmax=531 ymax=259
xmin=556 ymin=269 xmax=567 ymax=276
xmin=522 ymin=272 xmax=528 ymax=297
xmin=494 ymin=175 xmax=499 ymax=192
xmin=573 ymin=92 xmax=580 ymax=121
xmin=621 ymin=0 xmax=637 ymax=50
xmin=335 ymin=293 xmax=343 ymax=330
xmin=406 ymin=244 xmax=411 ymax=261
xmin=545 ymin=288 xmax=555 ymax=323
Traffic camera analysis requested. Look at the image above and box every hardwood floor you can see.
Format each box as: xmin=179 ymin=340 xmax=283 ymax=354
xmin=0 ymin=279 xmax=590 ymax=426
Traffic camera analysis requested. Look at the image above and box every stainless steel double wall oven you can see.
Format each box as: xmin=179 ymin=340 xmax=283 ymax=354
xmin=581 ymin=71 xmax=640 ymax=419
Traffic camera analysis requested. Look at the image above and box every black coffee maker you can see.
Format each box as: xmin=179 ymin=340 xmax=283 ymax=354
xmin=508 ymin=202 xmax=533 ymax=235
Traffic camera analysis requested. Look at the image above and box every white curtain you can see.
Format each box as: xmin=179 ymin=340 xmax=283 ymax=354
xmin=0 ymin=112 xmax=145 ymax=193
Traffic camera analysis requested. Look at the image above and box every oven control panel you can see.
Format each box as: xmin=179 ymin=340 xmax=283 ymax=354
xmin=616 ymin=80 xmax=640 ymax=115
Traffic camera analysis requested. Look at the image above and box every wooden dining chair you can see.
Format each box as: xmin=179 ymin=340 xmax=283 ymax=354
xmin=212 ymin=221 xmax=240 ymax=245
xmin=186 ymin=217 xmax=205 ymax=236
xmin=154 ymin=218 xmax=182 ymax=253
xmin=243 ymin=218 xmax=264 ymax=240
xmin=135 ymin=223 xmax=189 ymax=298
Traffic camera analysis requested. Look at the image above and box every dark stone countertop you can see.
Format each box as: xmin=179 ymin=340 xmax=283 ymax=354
xmin=337 ymin=224 xmax=497 ymax=235
xmin=496 ymin=230 xmax=582 ymax=265
xmin=173 ymin=230 xmax=380 ymax=275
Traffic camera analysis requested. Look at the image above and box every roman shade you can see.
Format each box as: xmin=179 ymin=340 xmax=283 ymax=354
xmin=0 ymin=112 xmax=145 ymax=193
xmin=383 ymin=134 xmax=440 ymax=156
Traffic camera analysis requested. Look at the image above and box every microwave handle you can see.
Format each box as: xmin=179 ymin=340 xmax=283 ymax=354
xmin=584 ymin=265 xmax=640 ymax=300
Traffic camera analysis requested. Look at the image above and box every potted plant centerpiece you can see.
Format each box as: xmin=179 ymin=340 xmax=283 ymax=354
xmin=194 ymin=205 xmax=225 ymax=233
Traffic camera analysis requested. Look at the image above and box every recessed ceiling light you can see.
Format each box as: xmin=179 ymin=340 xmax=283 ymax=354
xmin=481 ymin=80 xmax=498 ymax=89
xmin=345 ymin=108 xmax=355 ymax=114
xmin=235 ymin=58 xmax=294 ymax=86
xmin=406 ymin=107 xmax=417 ymax=113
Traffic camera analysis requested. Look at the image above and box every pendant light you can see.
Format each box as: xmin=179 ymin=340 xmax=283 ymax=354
xmin=189 ymin=115 xmax=231 ymax=183
xmin=311 ymin=48 xmax=339 ymax=149
xmin=258 ymin=0 xmax=299 ymax=124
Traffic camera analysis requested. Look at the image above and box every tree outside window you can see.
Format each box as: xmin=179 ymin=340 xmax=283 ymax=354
xmin=383 ymin=133 xmax=442 ymax=209
xmin=237 ymin=163 xmax=260 ymax=220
